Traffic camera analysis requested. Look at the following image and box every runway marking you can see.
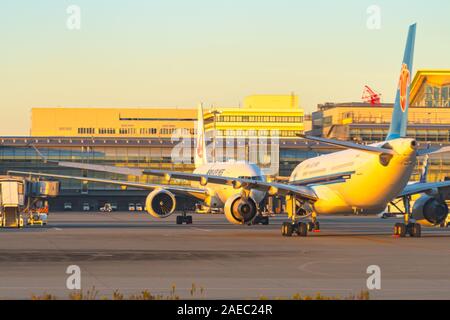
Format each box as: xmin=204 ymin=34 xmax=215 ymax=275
xmin=52 ymin=227 xmax=63 ymax=231
xmin=190 ymin=227 xmax=212 ymax=232
xmin=297 ymin=260 xmax=352 ymax=277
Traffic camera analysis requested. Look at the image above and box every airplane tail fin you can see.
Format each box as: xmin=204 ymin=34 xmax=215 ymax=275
xmin=194 ymin=103 xmax=208 ymax=168
xmin=386 ymin=24 xmax=417 ymax=141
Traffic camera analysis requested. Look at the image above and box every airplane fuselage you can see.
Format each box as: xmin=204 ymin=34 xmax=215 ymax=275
xmin=290 ymin=138 xmax=417 ymax=215
xmin=191 ymin=162 xmax=266 ymax=209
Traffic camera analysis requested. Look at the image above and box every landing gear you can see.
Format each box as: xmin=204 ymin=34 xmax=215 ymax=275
xmin=281 ymin=222 xmax=307 ymax=237
xmin=281 ymin=222 xmax=294 ymax=236
xmin=281 ymin=196 xmax=318 ymax=237
xmin=307 ymin=221 xmax=320 ymax=232
xmin=408 ymin=223 xmax=421 ymax=237
xmin=297 ymin=222 xmax=308 ymax=237
xmin=176 ymin=211 xmax=193 ymax=225
xmin=391 ymin=196 xmax=421 ymax=238
xmin=307 ymin=212 xmax=320 ymax=232
xmin=393 ymin=222 xmax=407 ymax=237
xmin=393 ymin=222 xmax=421 ymax=237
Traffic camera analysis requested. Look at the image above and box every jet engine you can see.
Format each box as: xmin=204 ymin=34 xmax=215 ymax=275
xmin=224 ymin=194 xmax=258 ymax=225
xmin=145 ymin=189 xmax=176 ymax=218
xmin=412 ymin=194 xmax=448 ymax=226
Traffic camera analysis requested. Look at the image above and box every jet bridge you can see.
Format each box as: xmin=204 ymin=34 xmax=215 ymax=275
xmin=0 ymin=176 xmax=59 ymax=228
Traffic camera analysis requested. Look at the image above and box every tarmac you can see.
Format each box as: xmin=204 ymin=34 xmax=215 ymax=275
xmin=0 ymin=211 xmax=449 ymax=299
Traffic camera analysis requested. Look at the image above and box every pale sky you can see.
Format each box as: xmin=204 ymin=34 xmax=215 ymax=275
xmin=1 ymin=0 xmax=450 ymax=135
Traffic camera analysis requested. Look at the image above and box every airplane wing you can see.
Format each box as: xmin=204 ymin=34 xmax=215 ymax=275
xmin=26 ymin=146 xmax=147 ymax=176
xmin=7 ymin=170 xmax=207 ymax=199
xmin=289 ymin=171 xmax=354 ymax=186
xmin=25 ymin=154 xmax=317 ymax=201
xmin=272 ymin=176 xmax=290 ymax=182
xmin=35 ymin=158 xmax=146 ymax=177
xmin=398 ymin=180 xmax=450 ymax=198
xmin=142 ymin=169 xmax=318 ymax=201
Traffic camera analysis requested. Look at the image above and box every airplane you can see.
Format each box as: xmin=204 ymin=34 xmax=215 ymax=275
xmin=10 ymin=24 xmax=450 ymax=238
xmin=9 ymin=104 xmax=269 ymax=226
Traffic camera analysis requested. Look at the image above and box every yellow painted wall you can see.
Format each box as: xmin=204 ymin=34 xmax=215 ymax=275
xmin=205 ymin=94 xmax=304 ymax=137
xmin=244 ymin=94 xmax=298 ymax=109
xmin=31 ymin=107 xmax=196 ymax=137
xmin=31 ymin=94 xmax=305 ymax=138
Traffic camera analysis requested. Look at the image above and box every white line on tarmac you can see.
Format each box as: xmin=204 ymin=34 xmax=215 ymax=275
xmin=190 ymin=227 xmax=212 ymax=232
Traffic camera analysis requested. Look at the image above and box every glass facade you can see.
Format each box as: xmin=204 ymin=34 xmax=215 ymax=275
xmin=414 ymin=85 xmax=450 ymax=108
xmin=216 ymin=115 xmax=303 ymax=123
xmin=349 ymin=127 xmax=450 ymax=143
xmin=0 ymin=136 xmax=449 ymax=200
xmin=0 ymin=144 xmax=194 ymax=191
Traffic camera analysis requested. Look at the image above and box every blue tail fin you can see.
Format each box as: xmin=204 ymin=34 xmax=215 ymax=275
xmin=386 ymin=24 xmax=417 ymax=141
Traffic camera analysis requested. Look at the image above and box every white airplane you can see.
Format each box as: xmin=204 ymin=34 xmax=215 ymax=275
xmin=10 ymin=24 xmax=450 ymax=237
xmin=10 ymin=104 xmax=268 ymax=225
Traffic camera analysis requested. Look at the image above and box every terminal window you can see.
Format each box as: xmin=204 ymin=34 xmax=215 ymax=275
xmin=139 ymin=128 xmax=157 ymax=135
xmin=119 ymin=128 xmax=136 ymax=135
xmin=217 ymin=115 xmax=303 ymax=123
xmin=98 ymin=128 xmax=116 ymax=134
xmin=424 ymin=85 xmax=450 ymax=107
xmin=160 ymin=128 xmax=177 ymax=135
xmin=78 ymin=128 xmax=95 ymax=134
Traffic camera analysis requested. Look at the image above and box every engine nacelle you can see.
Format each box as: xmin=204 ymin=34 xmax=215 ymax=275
xmin=412 ymin=194 xmax=448 ymax=226
xmin=224 ymin=194 xmax=258 ymax=225
xmin=146 ymin=189 xmax=176 ymax=218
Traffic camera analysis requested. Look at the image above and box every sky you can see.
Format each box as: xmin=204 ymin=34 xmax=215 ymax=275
xmin=1 ymin=0 xmax=450 ymax=135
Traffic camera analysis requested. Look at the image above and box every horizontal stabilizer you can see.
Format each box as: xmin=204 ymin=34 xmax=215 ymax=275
xmin=399 ymin=180 xmax=450 ymax=198
xmin=296 ymin=134 xmax=396 ymax=155
xmin=417 ymin=146 xmax=450 ymax=156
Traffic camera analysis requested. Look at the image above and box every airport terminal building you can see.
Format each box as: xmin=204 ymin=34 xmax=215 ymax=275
xmin=1 ymin=71 xmax=450 ymax=211
xmin=1 ymin=95 xmax=308 ymax=210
